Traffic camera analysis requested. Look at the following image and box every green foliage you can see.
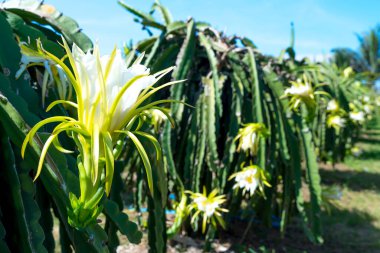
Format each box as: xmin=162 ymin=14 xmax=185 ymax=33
xmin=1 ymin=0 xmax=93 ymax=52
xmin=0 ymin=1 xmax=376 ymax=253
xmin=297 ymin=110 xmax=323 ymax=243
xmin=331 ymin=48 xmax=368 ymax=73
xmin=120 ymin=2 xmax=375 ymax=251
xmin=103 ymin=200 xmax=142 ymax=244
xmin=357 ymin=25 xmax=380 ymax=74
xmin=0 ymin=216 xmax=10 ymax=253
xmin=0 ymin=2 xmax=142 ymax=252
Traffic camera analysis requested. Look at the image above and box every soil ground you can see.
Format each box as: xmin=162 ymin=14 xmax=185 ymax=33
xmin=117 ymin=122 xmax=380 ymax=253
xmin=53 ymin=121 xmax=380 ymax=253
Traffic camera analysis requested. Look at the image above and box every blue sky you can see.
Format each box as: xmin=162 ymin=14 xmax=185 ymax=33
xmin=48 ymin=0 xmax=380 ymax=59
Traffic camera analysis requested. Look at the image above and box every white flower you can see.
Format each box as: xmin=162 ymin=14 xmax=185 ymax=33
xmin=232 ymin=168 xmax=259 ymax=196
xmin=229 ymin=165 xmax=269 ymax=197
xmin=328 ymin=115 xmax=346 ymax=130
xmin=72 ymin=44 xmax=156 ymax=132
xmin=240 ymin=132 xmax=257 ymax=153
xmin=235 ymin=123 xmax=269 ymax=156
xmin=363 ymin=105 xmax=371 ymax=114
xmin=187 ymin=188 xmax=228 ymax=233
xmin=363 ymin=96 xmax=370 ymax=103
xmin=284 ymin=83 xmax=312 ymax=97
xmin=21 ymin=39 xmax=175 ymax=229
xmin=349 ymin=111 xmax=365 ymax=122
xmin=327 ymin=100 xmax=339 ymax=112
xmin=282 ymin=75 xmax=325 ymax=113
xmin=330 ymin=116 xmax=346 ymax=128
xmin=351 ymin=146 xmax=362 ymax=157
xmin=343 ymin=67 xmax=353 ymax=78
xmin=194 ymin=196 xmax=219 ymax=217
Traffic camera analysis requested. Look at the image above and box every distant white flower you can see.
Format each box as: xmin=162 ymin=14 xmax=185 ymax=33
xmin=241 ymin=132 xmax=257 ymax=152
xmin=229 ymin=165 xmax=270 ymax=197
xmin=363 ymin=105 xmax=372 ymax=114
xmin=281 ymin=75 xmax=328 ymax=113
xmin=328 ymin=115 xmax=346 ymax=129
xmin=363 ymin=96 xmax=370 ymax=103
xmin=349 ymin=111 xmax=365 ymax=123
xmin=351 ymin=146 xmax=362 ymax=157
xmin=232 ymin=167 xmax=259 ymax=196
xmin=332 ymin=116 xmax=346 ymax=127
xmin=343 ymin=67 xmax=353 ymax=78
xmin=187 ymin=188 xmax=228 ymax=233
xmin=284 ymin=82 xmax=312 ymax=97
xmin=327 ymin=99 xmax=339 ymax=112
xmin=235 ymin=123 xmax=269 ymax=156
xmin=193 ymin=195 xmax=219 ymax=217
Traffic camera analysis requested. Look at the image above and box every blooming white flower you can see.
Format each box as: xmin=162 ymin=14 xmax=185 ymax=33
xmin=187 ymin=188 xmax=228 ymax=233
xmin=330 ymin=116 xmax=346 ymax=128
xmin=284 ymin=82 xmax=312 ymax=97
xmin=240 ymin=132 xmax=257 ymax=152
xmin=281 ymin=75 xmax=328 ymax=115
xmin=193 ymin=195 xmax=219 ymax=217
xmin=229 ymin=165 xmax=270 ymax=197
xmin=343 ymin=67 xmax=353 ymax=78
xmin=327 ymin=115 xmax=346 ymax=130
xmin=363 ymin=105 xmax=372 ymax=114
xmin=349 ymin=111 xmax=365 ymax=123
xmin=235 ymin=123 xmax=269 ymax=156
xmin=327 ymin=100 xmax=339 ymax=112
xmin=72 ymin=44 xmax=156 ymax=132
xmin=232 ymin=167 xmax=259 ymax=196
xmin=21 ymin=39 xmax=176 ymax=229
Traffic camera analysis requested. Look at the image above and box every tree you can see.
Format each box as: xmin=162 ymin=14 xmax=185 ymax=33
xmin=331 ymin=47 xmax=368 ymax=73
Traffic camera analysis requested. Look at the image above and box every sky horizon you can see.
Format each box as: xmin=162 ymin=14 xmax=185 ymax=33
xmin=46 ymin=0 xmax=380 ymax=59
